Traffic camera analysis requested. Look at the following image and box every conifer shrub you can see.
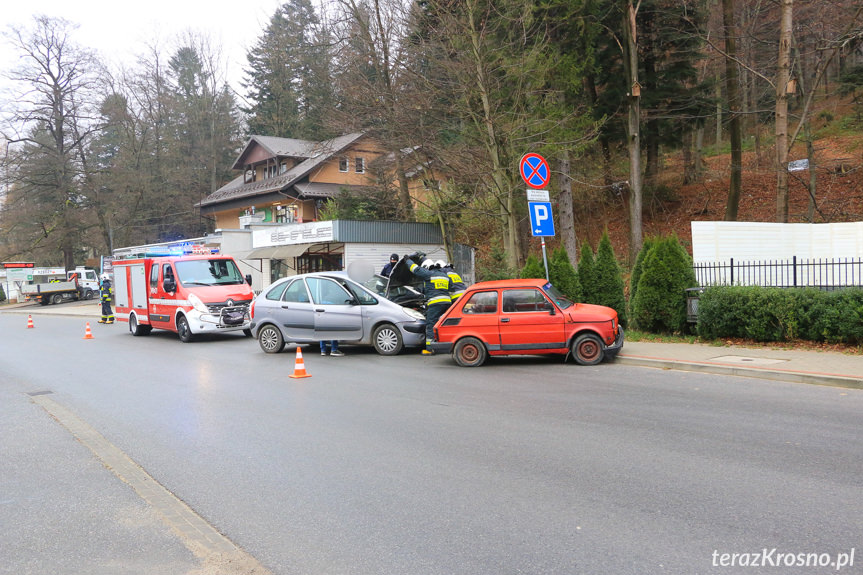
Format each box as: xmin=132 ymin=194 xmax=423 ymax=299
xmin=592 ymin=231 xmax=627 ymax=326
xmin=549 ymin=247 xmax=582 ymax=302
xmin=629 ymin=236 xmax=657 ymax=307
xmin=631 ymin=235 xmax=697 ymax=333
xmin=0 ymin=283 xmax=5 ymax=303
xmin=578 ymin=243 xmax=596 ymax=303
xmin=520 ymin=254 xmax=546 ymax=279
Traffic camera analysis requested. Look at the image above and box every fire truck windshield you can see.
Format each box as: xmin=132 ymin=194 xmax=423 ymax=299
xmin=176 ymin=259 xmax=245 ymax=286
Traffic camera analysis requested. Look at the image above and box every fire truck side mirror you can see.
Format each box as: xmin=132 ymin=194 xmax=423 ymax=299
xmin=163 ymin=278 xmax=176 ymax=293
xmin=245 ymin=274 xmax=252 ymax=286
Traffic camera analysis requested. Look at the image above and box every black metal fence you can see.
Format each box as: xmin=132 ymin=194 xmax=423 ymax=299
xmin=693 ymin=257 xmax=863 ymax=289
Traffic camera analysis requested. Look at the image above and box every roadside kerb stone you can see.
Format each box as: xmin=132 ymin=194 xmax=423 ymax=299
xmin=616 ymin=355 xmax=863 ymax=390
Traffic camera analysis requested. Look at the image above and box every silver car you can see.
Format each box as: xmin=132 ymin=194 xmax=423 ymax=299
xmin=250 ymin=272 xmax=427 ymax=355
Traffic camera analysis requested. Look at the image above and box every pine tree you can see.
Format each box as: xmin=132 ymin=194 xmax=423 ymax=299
xmin=549 ymin=247 xmax=582 ymax=302
xmin=629 ymin=235 xmax=658 ymax=310
xmin=243 ymin=0 xmax=335 ymax=138
xmin=521 ymin=254 xmax=546 ymax=279
xmin=593 ymin=231 xmax=627 ymax=326
xmin=578 ymin=242 xmax=597 ymax=303
xmin=631 ymin=235 xmax=697 ymax=333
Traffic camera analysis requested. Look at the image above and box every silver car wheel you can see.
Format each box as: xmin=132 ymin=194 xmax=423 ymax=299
xmin=373 ymin=323 xmax=403 ymax=355
xmin=258 ymin=324 xmax=285 ymax=354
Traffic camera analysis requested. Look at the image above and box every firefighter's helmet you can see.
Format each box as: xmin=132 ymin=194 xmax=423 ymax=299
xmin=421 ymin=259 xmax=434 ymax=269
xmin=435 ymin=260 xmax=447 ymax=269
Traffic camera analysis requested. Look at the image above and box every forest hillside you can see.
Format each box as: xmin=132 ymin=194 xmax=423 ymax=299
xmin=567 ymin=96 xmax=863 ymax=266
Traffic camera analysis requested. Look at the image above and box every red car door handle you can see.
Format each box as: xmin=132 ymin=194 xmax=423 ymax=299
xmin=501 ymin=318 xmax=510 ymax=323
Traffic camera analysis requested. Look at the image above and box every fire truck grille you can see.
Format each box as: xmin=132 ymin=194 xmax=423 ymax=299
xmin=207 ymin=301 xmax=251 ymax=326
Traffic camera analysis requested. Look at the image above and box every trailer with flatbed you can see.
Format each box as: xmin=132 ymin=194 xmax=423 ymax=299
xmin=19 ymin=267 xmax=100 ymax=305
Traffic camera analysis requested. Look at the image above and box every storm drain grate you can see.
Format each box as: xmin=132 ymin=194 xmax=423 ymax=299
xmin=710 ymin=355 xmax=789 ymax=365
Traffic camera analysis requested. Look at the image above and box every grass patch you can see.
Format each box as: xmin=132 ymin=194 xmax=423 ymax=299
xmin=625 ymin=329 xmax=700 ymax=344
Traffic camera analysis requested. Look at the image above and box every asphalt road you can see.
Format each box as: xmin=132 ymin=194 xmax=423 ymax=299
xmin=1 ymin=313 xmax=861 ymax=574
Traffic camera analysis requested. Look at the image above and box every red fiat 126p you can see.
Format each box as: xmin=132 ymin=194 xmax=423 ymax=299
xmin=430 ymin=278 xmax=624 ymax=367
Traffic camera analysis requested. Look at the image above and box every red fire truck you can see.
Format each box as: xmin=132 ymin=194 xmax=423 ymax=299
xmin=113 ymin=250 xmax=254 ymax=342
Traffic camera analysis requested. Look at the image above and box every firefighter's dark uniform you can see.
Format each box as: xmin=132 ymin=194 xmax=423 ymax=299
xmin=408 ymin=259 xmax=452 ymax=354
xmin=443 ymin=265 xmax=467 ymax=302
xmin=99 ymin=279 xmax=114 ymax=324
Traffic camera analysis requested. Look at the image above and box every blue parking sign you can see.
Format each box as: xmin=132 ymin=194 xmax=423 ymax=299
xmin=529 ymin=202 xmax=555 ymax=236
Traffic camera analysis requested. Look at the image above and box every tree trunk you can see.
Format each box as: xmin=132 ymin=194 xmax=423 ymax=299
xmin=722 ymin=0 xmax=743 ymax=221
xmin=715 ymin=70 xmax=723 ymax=146
xmin=775 ymin=0 xmax=793 ymax=223
xmin=806 ymin=123 xmax=817 ymax=222
xmin=682 ymin=127 xmax=695 ymax=184
xmin=556 ymin=152 xmax=578 ymax=267
xmin=695 ymin=124 xmax=704 ymax=176
xmin=467 ymin=0 xmax=520 ymax=269
xmin=623 ymin=1 xmax=643 ymax=262
xmin=394 ymin=155 xmax=415 ymax=221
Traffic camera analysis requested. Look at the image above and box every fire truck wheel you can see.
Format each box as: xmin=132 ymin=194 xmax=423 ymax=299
xmin=129 ymin=314 xmax=152 ymax=336
xmin=177 ymin=315 xmax=195 ymax=343
xmin=257 ymin=324 xmax=285 ymax=354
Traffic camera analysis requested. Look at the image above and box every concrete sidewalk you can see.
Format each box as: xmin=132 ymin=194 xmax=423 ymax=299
xmin=3 ymin=300 xmax=861 ymax=389
xmin=618 ymin=341 xmax=862 ymax=389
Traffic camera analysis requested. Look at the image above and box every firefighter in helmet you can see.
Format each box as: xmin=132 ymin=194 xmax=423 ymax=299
xmin=98 ymin=274 xmax=114 ymax=324
xmin=437 ymin=260 xmax=467 ymax=302
xmin=406 ymin=255 xmax=452 ymax=355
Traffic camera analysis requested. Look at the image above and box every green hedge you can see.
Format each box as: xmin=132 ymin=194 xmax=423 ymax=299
xmin=697 ymin=286 xmax=863 ymax=344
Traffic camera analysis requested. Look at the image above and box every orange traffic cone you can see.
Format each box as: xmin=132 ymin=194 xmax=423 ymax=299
xmin=83 ymin=322 xmax=95 ymax=340
xmin=26 ymin=315 xmax=34 ymax=329
xmin=288 ymin=347 xmax=312 ymax=379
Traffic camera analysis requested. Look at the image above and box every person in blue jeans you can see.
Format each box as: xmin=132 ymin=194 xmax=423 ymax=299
xmin=320 ymin=341 xmax=344 ymax=356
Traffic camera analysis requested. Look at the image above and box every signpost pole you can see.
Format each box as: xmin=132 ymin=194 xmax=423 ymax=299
xmin=520 ymin=153 xmax=554 ymax=282
xmin=541 ymin=238 xmax=550 ymax=281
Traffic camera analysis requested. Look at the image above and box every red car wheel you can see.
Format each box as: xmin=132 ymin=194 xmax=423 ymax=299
xmin=572 ymin=333 xmax=604 ymax=366
xmin=453 ymin=337 xmax=487 ymax=367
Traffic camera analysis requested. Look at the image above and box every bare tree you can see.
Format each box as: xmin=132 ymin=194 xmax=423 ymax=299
xmin=1 ymin=16 xmax=102 ymax=268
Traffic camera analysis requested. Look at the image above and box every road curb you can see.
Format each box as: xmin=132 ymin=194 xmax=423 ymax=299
xmin=616 ymin=355 xmax=863 ymax=390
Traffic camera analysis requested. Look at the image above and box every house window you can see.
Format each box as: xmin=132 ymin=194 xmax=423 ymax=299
xmin=274 ymin=205 xmax=298 ymax=224
xmin=339 ymin=157 xmax=349 ymax=172
xmin=355 ymin=157 xmax=365 ymax=174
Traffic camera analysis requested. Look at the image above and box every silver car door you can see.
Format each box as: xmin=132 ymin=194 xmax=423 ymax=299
xmin=306 ymin=277 xmax=364 ymax=341
xmin=277 ymin=278 xmax=316 ymax=340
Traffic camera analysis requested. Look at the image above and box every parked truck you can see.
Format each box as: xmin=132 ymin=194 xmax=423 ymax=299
xmin=19 ymin=267 xmax=100 ymax=305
